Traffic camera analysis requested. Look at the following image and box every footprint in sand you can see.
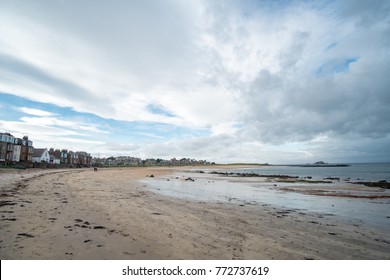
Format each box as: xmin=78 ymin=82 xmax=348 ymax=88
xmin=93 ymin=226 xmax=106 ymax=229
xmin=17 ymin=233 xmax=34 ymax=238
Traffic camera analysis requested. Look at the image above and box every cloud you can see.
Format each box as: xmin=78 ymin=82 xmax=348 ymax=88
xmin=18 ymin=107 xmax=56 ymax=117
xmin=227 ymin=2 xmax=390 ymax=145
xmin=19 ymin=116 xmax=108 ymax=134
xmin=0 ymin=0 xmax=202 ymax=121
xmin=0 ymin=0 xmax=389 ymax=163
xmin=0 ymin=52 xmax=114 ymax=114
xmin=0 ymin=119 xmax=83 ymax=139
xmin=339 ymin=0 xmax=390 ymax=26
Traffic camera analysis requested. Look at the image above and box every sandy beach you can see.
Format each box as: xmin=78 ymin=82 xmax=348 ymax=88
xmin=1 ymin=166 xmax=389 ymax=260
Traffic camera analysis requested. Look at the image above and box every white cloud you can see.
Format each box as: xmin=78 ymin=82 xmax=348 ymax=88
xmin=18 ymin=107 xmax=56 ymax=117
xmin=19 ymin=116 xmax=108 ymax=135
xmin=0 ymin=120 xmax=84 ymax=137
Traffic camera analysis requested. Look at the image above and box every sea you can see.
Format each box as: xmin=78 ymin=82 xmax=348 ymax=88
xmin=230 ymin=163 xmax=390 ymax=182
xmin=143 ymin=163 xmax=390 ymax=231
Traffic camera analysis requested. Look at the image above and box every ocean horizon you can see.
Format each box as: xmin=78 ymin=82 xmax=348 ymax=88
xmin=234 ymin=163 xmax=390 ymax=182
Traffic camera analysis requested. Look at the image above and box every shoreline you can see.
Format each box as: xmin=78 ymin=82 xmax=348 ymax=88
xmin=145 ymin=168 xmax=390 ymax=231
xmin=1 ymin=167 xmax=389 ymax=259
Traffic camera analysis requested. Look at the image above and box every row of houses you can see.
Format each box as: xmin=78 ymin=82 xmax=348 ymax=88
xmin=92 ymin=156 xmax=213 ymax=167
xmin=0 ymin=132 xmax=92 ymax=167
xmin=2 ymin=131 xmax=212 ymax=168
xmin=34 ymin=148 xmax=92 ymax=167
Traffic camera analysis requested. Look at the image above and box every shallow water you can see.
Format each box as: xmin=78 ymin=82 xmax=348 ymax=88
xmin=142 ymin=171 xmax=390 ymax=231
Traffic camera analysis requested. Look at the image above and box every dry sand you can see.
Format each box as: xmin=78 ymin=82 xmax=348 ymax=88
xmin=0 ymin=166 xmax=389 ymax=260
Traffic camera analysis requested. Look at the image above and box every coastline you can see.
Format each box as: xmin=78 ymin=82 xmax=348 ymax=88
xmin=1 ymin=166 xmax=389 ymax=260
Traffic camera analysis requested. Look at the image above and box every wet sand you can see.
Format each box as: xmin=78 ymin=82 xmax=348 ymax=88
xmin=0 ymin=166 xmax=389 ymax=259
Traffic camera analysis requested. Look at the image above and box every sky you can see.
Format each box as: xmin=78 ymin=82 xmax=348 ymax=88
xmin=0 ymin=0 xmax=389 ymax=164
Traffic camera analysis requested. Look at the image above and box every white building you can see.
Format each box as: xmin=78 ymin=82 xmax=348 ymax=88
xmin=50 ymin=155 xmax=60 ymax=164
xmin=32 ymin=148 xmax=50 ymax=163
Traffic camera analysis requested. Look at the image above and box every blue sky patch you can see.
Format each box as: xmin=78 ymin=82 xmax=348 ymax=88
xmin=0 ymin=92 xmax=209 ymax=145
xmin=316 ymin=57 xmax=359 ymax=76
xmin=147 ymin=104 xmax=176 ymax=118
xmin=325 ymin=42 xmax=338 ymax=50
